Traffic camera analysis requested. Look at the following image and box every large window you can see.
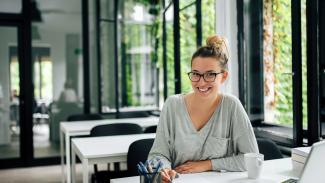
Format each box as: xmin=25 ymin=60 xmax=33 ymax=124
xmin=180 ymin=1 xmax=196 ymax=93
xmin=263 ymin=0 xmax=307 ymax=128
xmin=164 ymin=1 xmax=175 ymax=98
xmin=118 ymin=1 xmax=160 ymax=111
xmin=202 ymin=0 xmax=216 ymax=45
xmin=240 ymin=0 xmax=322 ymax=147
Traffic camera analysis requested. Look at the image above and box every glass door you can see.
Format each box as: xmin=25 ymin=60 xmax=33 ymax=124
xmin=0 ymin=26 xmax=21 ymax=160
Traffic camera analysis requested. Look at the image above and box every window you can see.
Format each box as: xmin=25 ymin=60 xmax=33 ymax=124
xmin=180 ymin=1 xmax=197 ymax=93
xmin=202 ymin=0 xmax=216 ymax=45
xmin=164 ymin=1 xmax=175 ymax=98
xmin=118 ymin=1 xmax=160 ymax=111
xmin=239 ymin=0 xmax=322 ymax=147
xmin=33 ymin=48 xmax=52 ymax=102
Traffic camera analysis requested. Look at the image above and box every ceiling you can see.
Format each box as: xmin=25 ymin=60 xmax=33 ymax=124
xmin=0 ymin=0 xmax=93 ymax=33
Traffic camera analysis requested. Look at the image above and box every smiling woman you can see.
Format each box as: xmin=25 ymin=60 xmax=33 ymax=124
xmin=148 ymin=35 xmax=259 ymax=183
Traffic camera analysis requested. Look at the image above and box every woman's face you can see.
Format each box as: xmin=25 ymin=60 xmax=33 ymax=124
xmin=190 ymin=56 xmax=228 ymax=99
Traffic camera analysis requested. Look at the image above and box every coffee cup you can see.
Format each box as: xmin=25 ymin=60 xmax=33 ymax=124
xmin=244 ymin=153 xmax=264 ymax=179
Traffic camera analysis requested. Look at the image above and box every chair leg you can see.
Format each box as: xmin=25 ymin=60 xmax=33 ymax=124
xmin=91 ymin=173 xmax=96 ymax=183
xmin=113 ymin=162 xmax=120 ymax=172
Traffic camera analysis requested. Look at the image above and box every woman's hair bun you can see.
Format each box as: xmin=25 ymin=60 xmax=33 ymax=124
xmin=206 ymin=35 xmax=229 ymax=57
xmin=191 ymin=35 xmax=230 ymax=71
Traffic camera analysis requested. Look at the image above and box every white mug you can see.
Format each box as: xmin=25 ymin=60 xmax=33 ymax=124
xmin=244 ymin=153 xmax=264 ymax=179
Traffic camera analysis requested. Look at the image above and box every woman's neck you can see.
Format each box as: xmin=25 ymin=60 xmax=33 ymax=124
xmin=187 ymin=92 xmax=220 ymax=109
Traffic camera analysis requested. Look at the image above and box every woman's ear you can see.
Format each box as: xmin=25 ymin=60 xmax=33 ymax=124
xmin=221 ymin=71 xmax=228 ymax=83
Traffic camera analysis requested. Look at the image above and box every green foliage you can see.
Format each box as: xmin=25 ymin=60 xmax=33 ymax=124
xmin=273 ymin=0 xmax=293 ymax=125
xmin=301 ymin=0 xmax=308 ymax=128
xmin=202 ymin=0 xmax=216 ymax=45
xmin=166 ymin=18 xmax=175 ymax=96
xmin=121 ymin=1 xmax=162 ymax=106
xmin=180 ymin=4 xmax=196 ymax=93
xmin=272 ymin=0 xmax=307 ymax=127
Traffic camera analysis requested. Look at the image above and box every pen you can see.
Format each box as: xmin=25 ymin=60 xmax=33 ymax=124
xmin=139 ymin=162 xmax=149 ymax=174
xmin=153 ymin=161 xmax=162 ymax=174
xmin=147 ymin=163 xmax=153 ymax=173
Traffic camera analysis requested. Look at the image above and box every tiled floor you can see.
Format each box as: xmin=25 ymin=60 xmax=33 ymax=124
xmin=0 ymin=164 xmax=83 ymax=183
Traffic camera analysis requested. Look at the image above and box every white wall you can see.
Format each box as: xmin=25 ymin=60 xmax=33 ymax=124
xmin=215 ymin=0 xmax=239 ymax=97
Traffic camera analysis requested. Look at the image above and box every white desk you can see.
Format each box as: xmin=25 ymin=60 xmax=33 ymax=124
xmin=111 ymin=158 xmax=299 ymax=183
xmin=60 ymin=116 xmax=159 ymax=183
xmin=71 ymin=133 xmax=156 ymax=183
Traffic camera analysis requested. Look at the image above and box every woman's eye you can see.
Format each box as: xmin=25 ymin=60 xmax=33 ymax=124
xmin=206 ymin=73 xmax=216 ymax=77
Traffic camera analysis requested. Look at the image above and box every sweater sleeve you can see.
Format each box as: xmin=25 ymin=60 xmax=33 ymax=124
xmin=211 ymin=97 xmax=259 ymax=171
xmin=148 ymin=98 xmax=173 ymax=169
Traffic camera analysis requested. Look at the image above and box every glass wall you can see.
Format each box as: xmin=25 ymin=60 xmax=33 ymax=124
xmin=165 ymin=2 xmax=175 ymax=97
xmin=98 ymin=0 xmax=117 ymax=113
xmin=32 ymin=0 xmax=84 ymax=158
xmin=0 ymin=0 xmax=21 ymax=13
xmin=179 ymin=1 xmax=196 ymax=93
xmin=117 ymin=0 xmax=160 ymax=111
xmin=0 ymin=27 xmax=20 ymax=159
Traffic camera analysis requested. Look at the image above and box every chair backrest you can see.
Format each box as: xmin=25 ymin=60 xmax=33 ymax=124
xmin=256 ymin=138 xmax=283 ymax=160
xmin=143 ymin=125 xmax=157 ymax=133
xmin=127 ymin=138 xmax=155 ymax=176
xmin=67 ymin=113 xmax=103 ymax=121
xmin=116 ymin=111 xmax=150 ymax=118
xmin=90 ymin=123 xmax=143 ymax=137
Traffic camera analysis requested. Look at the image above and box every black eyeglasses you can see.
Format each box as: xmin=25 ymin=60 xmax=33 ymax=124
xmin=187 ymin=71 xmax=224 ymax=82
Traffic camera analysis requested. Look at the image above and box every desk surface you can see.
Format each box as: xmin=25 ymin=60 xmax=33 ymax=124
xmin=111 ymin=158 xmax=299 ymax=183
xmin=72 ymin=133 xmax=156 ymax=159
xmin=60 ymin=116 xmax=159 ymax=134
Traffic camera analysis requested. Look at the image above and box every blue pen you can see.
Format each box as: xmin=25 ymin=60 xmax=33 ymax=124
xmin=138 ymin=162 xmax=150 ymax=181
xmin=137 ymin=164 xmax=143 ymax=173
xmin=139 ymin=162 xmax=149 ymax=174
xmin=152 ymin=161 xmax=161 ymax=174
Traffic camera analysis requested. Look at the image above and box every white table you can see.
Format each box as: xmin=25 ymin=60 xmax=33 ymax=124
xmin=60 ymin=116 xmax=159 ymax=183
xmin=71 ymin=133 xmax=156 ymax=183
xmin=111 ymin=158 xmax=300 ymax=183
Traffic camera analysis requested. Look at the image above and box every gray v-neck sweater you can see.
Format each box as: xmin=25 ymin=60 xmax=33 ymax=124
xmin=148 ymin=94 xmax=259 ymax=172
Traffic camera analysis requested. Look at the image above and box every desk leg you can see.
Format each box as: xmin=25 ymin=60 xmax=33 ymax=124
xmin=71 ymin=146 xmax=76 ymax=183
xmin=66 ymin=134 xmax=71 ymax=183
xmin=60 ymin=131 xmax=65 ymax=183
xmin=82 ymin=159 xmax=89 ymax=183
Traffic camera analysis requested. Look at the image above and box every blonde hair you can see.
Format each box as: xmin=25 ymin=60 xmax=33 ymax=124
xmin=191 ymin=35 xmax=230 ymax=71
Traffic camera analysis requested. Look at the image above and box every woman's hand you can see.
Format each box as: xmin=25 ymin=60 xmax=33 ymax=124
xmin=160 ymin=168 xmax=177 ymax=183
xmin=174 ymin=160 xmax=212 ymax=174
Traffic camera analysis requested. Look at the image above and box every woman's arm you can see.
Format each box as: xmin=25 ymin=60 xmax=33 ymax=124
xmin=148 ymin=98 xmax=173 ymax=169
xmin=211 ymin=97 xmax=259 ymax=171
xmin=211 ymin=129 xmax=258 ymax=171
xmin=175 ymin=126 xmax=257 ymax=173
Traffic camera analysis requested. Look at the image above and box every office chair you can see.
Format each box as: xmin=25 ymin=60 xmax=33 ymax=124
xmin=127 ymin=138 xmax=155 ymax=176
xmin=256 ymin=138 xmax=283 ymax=160
xmin=143 ymin=125 xmax=157 ymax=133
xmin=67 ymin=113 xmax=103 ymax=121
xmin=116 ymin=111 xmax=150 ymax=118
xmin=90 ymin=123 xmax=143 ymax=183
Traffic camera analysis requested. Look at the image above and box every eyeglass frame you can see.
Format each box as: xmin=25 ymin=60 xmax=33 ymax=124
xmin=187 ymin=71 xmax=224 ymax=82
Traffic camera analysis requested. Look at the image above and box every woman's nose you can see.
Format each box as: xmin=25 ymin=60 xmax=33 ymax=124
xmin=197 ymin=76 xmax=208 ymax=85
